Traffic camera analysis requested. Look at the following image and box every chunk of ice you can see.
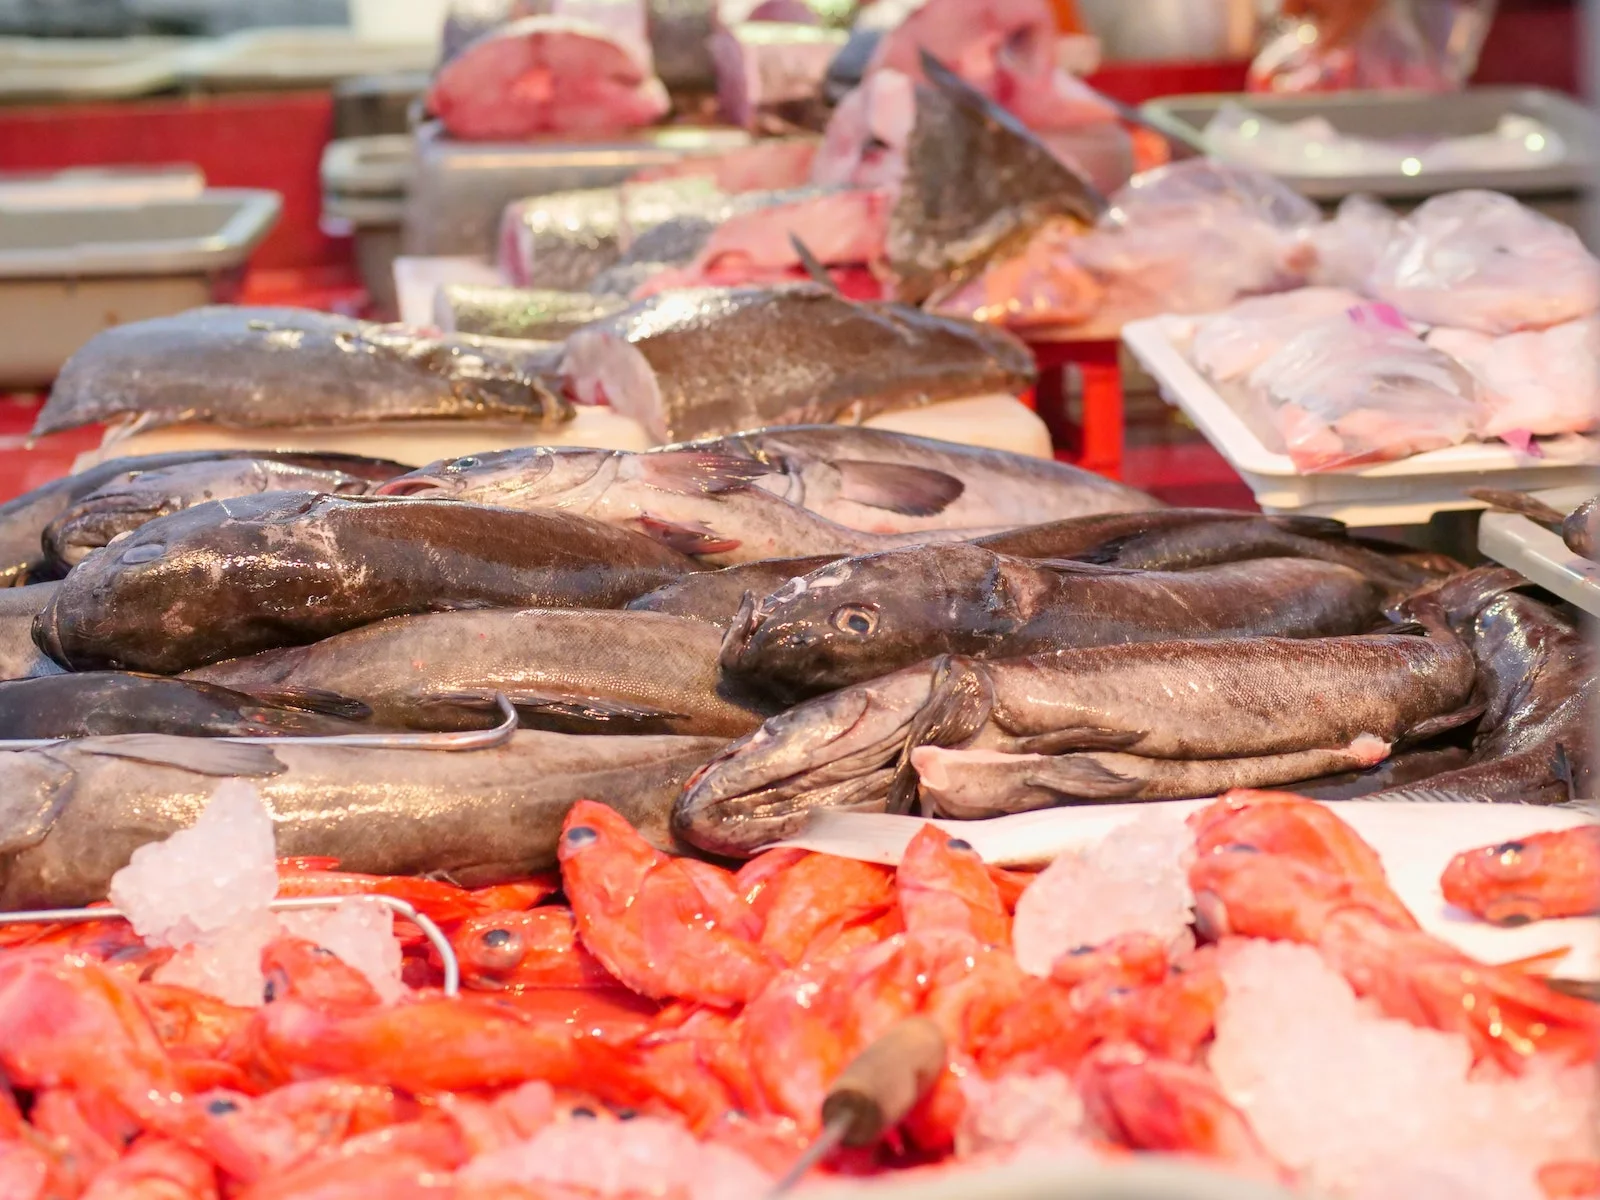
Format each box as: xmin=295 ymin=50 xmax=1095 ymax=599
xmin=957 ymin=1071 xmax=1087 ymax=1159
xmin=153 ymin=909 xmax=279 ymax=1009
xmin=1351 ymin=1149 xmax=1544 ymax=1200
xmin=279 ymin=899 xmax=404 ymax=1004
xmin=109 ymin=780 xmax=278 ymax=948
xmin=1012 ymin=811 xmax=1195 ymax=977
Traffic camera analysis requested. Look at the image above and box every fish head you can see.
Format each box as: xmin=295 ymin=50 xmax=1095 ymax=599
xmin=376 ymin=447 xmax=608 ymax=506
xmin=1439 ymin=834 xmax=1566 ymax=927
xmin=719 ymin=544 xmax=1014 ymax=700
xmin=0 ymin=746 xmax=76 ymax=906
xmin=261 ymin=936 xmax=383 ymax=1009
xmin=557 ymin=799 xmax=662 ymax=910
xmin=672 ymin=664 xmax=939 ymax=857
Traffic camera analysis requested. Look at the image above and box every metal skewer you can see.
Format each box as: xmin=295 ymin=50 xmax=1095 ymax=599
xmin=768 ymin=1017 xmax=949 ymax=1196
xmin=0 ymin=893 xmax=460 ymax=997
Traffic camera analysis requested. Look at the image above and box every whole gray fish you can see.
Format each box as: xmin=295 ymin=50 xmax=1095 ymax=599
xmin=43 ymin=458 xmax=380 ymax=569
xmin=665 ymin=426 xmax=1160 ymax=533
xmin=721 ymin=549 xmax=1390 ymax=700
xmin=0 ymin=584 xmax=62 ymax=681
xmin=1565 ymin=496 xmax=1599 ymax=560
xmin=0 ymin=672 xmax=368 ymax=741
xmin=0 ymin=450 xmax=407 ymax=587
xmin=909 ymin=737 xmax=1393 ymax=817
xmin=187 ymin=608 xmax=772 ymax=737
xmin=627 ymin=555 xmax=838 ymax=624
xmin=1372 ymin=567 xmax=1594 ymax=804
xmin=435 ymin=284 xmax=631 ymax=340
xmin=379 ymin=447 xmax=983 ymax=564
xmin=36 ymin=492 xmax=696 ymax=675
xmin=675 ymin=631 xmax=1479 ymax=855
xmin=888 ymin=54 xmax=1104 ymax=304
xmin=560 ymin=283 xmax=1036 ymax=443
xmin=32 ymin=307 xmax=571 ymax=438
xmin=0 ymin=731 xmax=726 ymax=910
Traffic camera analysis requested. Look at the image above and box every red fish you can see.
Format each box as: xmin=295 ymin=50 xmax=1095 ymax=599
xmin=1441 ymin=826 xmax=1600 ymax=926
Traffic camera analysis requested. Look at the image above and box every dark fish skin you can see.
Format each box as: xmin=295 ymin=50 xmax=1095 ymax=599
xmin=1470 ymin=487 xmax=1599 ymax=562
xmin=560 ymin=283 xmax=1037 ymax=443
xmin=0 ymin=451 xmax=408 ymax=588
xmin=720 ymin=548 xmax=1391 ymax=701
xmin=35 ymin=492 xmax=698 ymax=675
xmin=888 ymin=55 xmax=1104 ymax=304
xmin=0 ymin=672 xmax=368 ymax=740
xmin=32 ymin=307 xmax=572 ymax=437
xmin=0 ymin=731 xmax=727 ymax=911
xmin=0 ymin=584 xmax=62 ymax=681
xmin=676 ymin=630 xmax=1478 ymax=856
xmin=626 ymin=556 xmax=839 ymax=626
xmin=43 ymin=458 xmax=382 ymax=569
xmin=1564 ymin=496 xmax=1599 ymax=560
xmin=435 ymin=284 xmax=631 ymax=340
xmin=664 ymin=426 xmax=1160 ymax=534
xmin=187 ymin=608 xmax=774 ymax=738
xmin=1372 ymin=568 xmax=1595 ymax=804
xmin=1291 ymin=745 xmax=1474 ymax=802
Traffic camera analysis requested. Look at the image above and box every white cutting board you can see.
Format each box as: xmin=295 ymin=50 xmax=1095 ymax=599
xmin=785 ymin=800 xmax=1600 ymax=978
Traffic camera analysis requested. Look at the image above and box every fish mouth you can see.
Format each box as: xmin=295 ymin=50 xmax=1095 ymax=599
xmin=718 ymin=591 xmax=761 ymax=671
xmin=375 ymin=474 xmax=454 ymax=497
xmin=30 ymin=596 xmax=66 ymax=668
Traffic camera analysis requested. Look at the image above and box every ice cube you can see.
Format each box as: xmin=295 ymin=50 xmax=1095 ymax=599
xmin=1012 ymin=811 xmax=1196 ymax=977
xmin=279 ymin=899 xmax=404 ymax=1004
xmin=1352 ymin=1149 xmax=1544 ymax=1200
xmin=110 ymin=780 xmax=278 ymax=948
xmin=153 ymin=909 xmax=279 ymax=1009
xmin=957 ymin=1071 xmax=1087 ymax=1159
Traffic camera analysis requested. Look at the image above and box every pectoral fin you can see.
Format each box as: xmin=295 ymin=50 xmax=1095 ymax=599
xmin=833 ymin=460 xmax=966 ymax=517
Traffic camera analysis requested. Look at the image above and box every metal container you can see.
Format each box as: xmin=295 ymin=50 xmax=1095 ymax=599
xmin=322 ymin=134 xmax=414 ymax=318
xmin=0 ymin=188 xmax=280 ymax=389
xmin=402 ymin=121 xmax=752 ymax=258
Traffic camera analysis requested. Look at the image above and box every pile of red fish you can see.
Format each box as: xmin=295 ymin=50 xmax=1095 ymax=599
xmin=1 ymin=792 xmax=1596 ymax=1199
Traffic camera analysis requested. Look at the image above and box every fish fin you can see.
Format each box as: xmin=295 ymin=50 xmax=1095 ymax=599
xmin=789 ymin=235 xmax=838 ymax=292
xmin=79 ymin=735 xmax=287 ymax=778
xmin=1031 ymin=558 xmax=1140 ymax=577
xmin=1553 ymin=742 xmax=1577 ymax=802
xmin=889 ymin=657 xmax=996 ymax=815
xmin=833 ymin=460 xmax=966 ymax=517
xmin=1009 ymin=727 xmax=1145 ymax=755
xmin=1388 ymin=566 xmax=1528 ymax=626
xmin=1467 ymin=487 xmax=1566 ymax=529
xmin=1265 ymin=514 xmax=1348 ymax=539
xmin=1021 ymin=756 xmax=1143 ymax=800
xmin=1400 ymin=701 xmax=1487 ymax=746
xmin=0 ymin=764 xmax=72 ymax=858
xmin=635 ymin=452 xmax=770 ymax=497
xmin=1545 ymin=977 xmax=1600 ymax=1004
xmin=245 ymin=686 xmax=373 ymax=722
xmin=634 ymin=514 xmax=742 ymax=557
xmin=437 ymin=688 xmax=689 ymax=731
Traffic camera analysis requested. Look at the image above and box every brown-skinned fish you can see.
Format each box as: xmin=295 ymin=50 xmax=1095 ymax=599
xmin=0 ymin=731 xmax=727 ymax=911
xmin=675 ymin=629 xmax=1479 ymax=855
xmin=0 ymin=584 xmax=61 ymax=681
xmin=35 ymin=492 xmax=696 ymax=675
xmin=627 ymin=556 xmax=840 ymax=625
xmin=720 ymin=548 xmax=1391 ymax=700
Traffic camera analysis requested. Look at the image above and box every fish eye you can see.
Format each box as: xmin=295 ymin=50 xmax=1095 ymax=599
xmin=571 ymin=1106 xmax=597 ymax=1119
xmin=831 ymin=605 xmax=879 ymax=636
xmin=616 ymin=1108 xmax=639 ymax=1120
xmin=1066 ymin=944 xmax=1095 ymax=957
xmin=945 ymin=837 xmax=975 ymax=852
xmin=262 ymin=967 xmax=290 ymax=1004
xmin=1481 ymin=896 xmax=1543 ymax=927
xmin=206 ymin=1097 xmax=241 ymax=1116
xmin=1485 ymin=841 xmax=1540 ymax=880
xmin=121 ymin=543 xmax=165 ymax=565
xmin=475 ymin=926 xmax=525 ymax=971
xmin=564 ymin=826 xmax=598 ymax=849
xmin=1220 ymin=842 xmax=1261 ymax=854
xmin=482 ymin=928 xmax=514 ymax=949
xmin=448 ymin=456 xmax=481 ymax=472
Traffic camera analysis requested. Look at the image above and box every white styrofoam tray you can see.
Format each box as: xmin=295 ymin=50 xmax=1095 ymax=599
xmin=787 ymin=799 xmax=1600 ymax=981
xmin=1479 ymin=486 xmax=1600 ymax=616
xmin=1121 ymin=315 xmax=1600 ymax=525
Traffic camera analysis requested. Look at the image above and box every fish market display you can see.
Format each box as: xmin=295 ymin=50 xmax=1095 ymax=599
xmin=0 ymin=781 xmax=1591 ymax=1198
xmin=678 ymin=628 xmax=1477 ymax=855
xmin=560 ymin=283 xmax=1036 ymax=441
xmin=427 ymin=12 xmax=670 ymax=140
xmin=31 ymin=308 xmax=571 ymax=439
xmin=1441 ymin=824 xmax=1600 ymax=925
xmin=721 ymin=551 xmax=1390 ymax=700
xmin=188 ymin=608 xmax=773 ymax=737
xmin=0 ymin=730 xmax=725 ymax=910
xmin=435 ymin=284 xmax=632 ymax=340
xmin=37 ymin=492 xmax=695 ymax=674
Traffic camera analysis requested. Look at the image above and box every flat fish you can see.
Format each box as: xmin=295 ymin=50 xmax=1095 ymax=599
xmin=667 ymin=425 xmax=1160 ymax=534
xmin=0 ymin=730 xmax=726 ymax=911
xmin=0 ymin=450 xmax=406 ymax=587
xmin=0 ymin=584 xmax=62 ymax=681
xmin=36 ymin=492 xmax=697 ymax=675
xmin=188 ymin=608 xmax=773 ymax=737
xmin=560 ymin=282 xmax=1036 ymax=442
xmin=435 ymin=284 xmax=632 ymax=340
xmin=720 ymin=549 xmax=1392 ymax=699
xmin=676 ymin=628 xmax=1479 ymax=855
xmin=32 ymin=307 xmax=572 ymax=438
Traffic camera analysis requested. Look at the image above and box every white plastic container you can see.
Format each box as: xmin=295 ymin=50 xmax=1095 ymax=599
xmin=350 ymin=0 xmax=453 ymax=44
xmin=1121 ymin=314 xmax=1600 ymax=525
xmin=1478 ymin=485 xmax=1600 ymax=617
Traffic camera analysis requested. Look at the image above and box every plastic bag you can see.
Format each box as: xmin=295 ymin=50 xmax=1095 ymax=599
xmin=1249 ymin=303 xmax=1481 ymax=472
xmin=1190 ymin=286 xmax=1366 ymax=383
xmin=1248 ymin=0 xmax=1495 ymax=94
xmin=1368 ymin=191 xmax=1600 ymax=335
xmin=1427 ymin=317 xmax=1600 ymax=446
xmin=1303 ymin=194 xmax=1398 ymax=292
xmin=1068 ymin=160 xmax=1321 ymax=320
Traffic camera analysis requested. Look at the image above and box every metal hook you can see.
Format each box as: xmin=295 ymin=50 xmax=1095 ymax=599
xmin=0 ymin=894 xmax=460 ymax=998
xmin=0 ymin=694 xmax=519 ymax=754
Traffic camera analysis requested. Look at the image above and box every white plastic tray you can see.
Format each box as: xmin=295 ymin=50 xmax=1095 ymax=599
xmin=1479 ymin=485 xmax=1600 ymax=616
xmin=1121 ymin=315 xmax=1600 ymax=525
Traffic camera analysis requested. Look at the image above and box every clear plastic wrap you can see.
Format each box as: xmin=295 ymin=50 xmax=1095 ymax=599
xmin=1368 ymin=190 xmax=1600 ymax=335
xmin=1189 ymin=286 xmax=1366 ymax=384
xmin=1248 ymin=303 xmax=1481 ymax=472
xmin=1068 ymin=160 xmax=1321 ymax=320
xmin=1248 ymin=0 xmax=1495 ymax=94
xmin=1304 ymin=194 xmax=1398 ymax=292
xmin=1427 ymin=317 xmax=1600 ymax=446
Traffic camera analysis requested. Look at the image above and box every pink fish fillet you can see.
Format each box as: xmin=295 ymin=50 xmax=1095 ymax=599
xmin=427 ymin=13 xmax=669 ymax=141
xmin=1427 ymin=318 xmax=1600 ymax=441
